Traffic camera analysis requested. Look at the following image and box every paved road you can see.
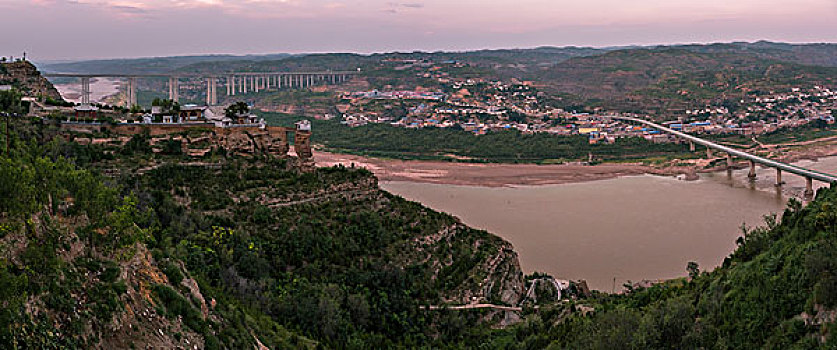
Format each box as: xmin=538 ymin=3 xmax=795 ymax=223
xmin=612 ymin=116 xmax=837 ymax=184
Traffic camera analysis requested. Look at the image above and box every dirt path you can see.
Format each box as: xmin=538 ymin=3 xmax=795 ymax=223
xmin=424 ymin=304 xmax=523 ymax=312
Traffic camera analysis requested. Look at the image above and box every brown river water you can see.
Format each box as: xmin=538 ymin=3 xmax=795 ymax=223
xmin=381 ymin=157 xmax=837 ymax=291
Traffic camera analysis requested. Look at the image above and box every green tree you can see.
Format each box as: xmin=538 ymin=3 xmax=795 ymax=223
xmin=0 ymin=89 xmax=24 ymax=114
xmin=225 ymin=101 xmax=250 ymax=118
xmin=686 ymin=261 xmax=700 ymax=280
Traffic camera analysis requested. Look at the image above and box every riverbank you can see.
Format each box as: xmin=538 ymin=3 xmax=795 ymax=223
xmin=314 ymin=135 xmax=837 ymax=187
xmin=314 ymin=151 xmax=697 ymax=187
xmin=52 ymin=77 xmax=121 ymax=104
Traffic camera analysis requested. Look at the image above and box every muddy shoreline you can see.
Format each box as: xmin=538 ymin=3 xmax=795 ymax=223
xmin=314 ymin=151 xmax=695 ymax=187
xmin=314 ymin=139 xmax=837 ymax=187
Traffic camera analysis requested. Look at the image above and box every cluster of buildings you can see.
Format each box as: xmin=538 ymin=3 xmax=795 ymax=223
xmin=344 ymin=90 xmax=445 ymax=101
xmin=338 ymin=70 xmax=837 ymax=144
xmin=339 ymin=68 xmax=554 ymax=130
xmin=334 ymin=56 xmax=837 ymax=145
xmin=69 ymin=102 xmax=268 ymax=129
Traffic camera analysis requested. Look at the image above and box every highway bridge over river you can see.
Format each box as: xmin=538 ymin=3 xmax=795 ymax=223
xmin=43 ymin=70 xmax=359 ymax=107
xmin=611 ymin=116 xmax=837 ymax=197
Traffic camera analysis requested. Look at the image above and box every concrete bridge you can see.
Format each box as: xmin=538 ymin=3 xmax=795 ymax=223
xmin=43 ymin=71 xmax=359 ymax=107
xmin=611 ymin=116 xmax=837 ymax=197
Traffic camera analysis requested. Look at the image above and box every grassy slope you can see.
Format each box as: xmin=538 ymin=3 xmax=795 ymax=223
xmin=262 ymin=111 xmax=692 ymax=163
xmin=537 ymin=48 xmax=837 ymax=116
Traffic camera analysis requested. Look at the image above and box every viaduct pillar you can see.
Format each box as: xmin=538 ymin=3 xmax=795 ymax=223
xmin=206 ymin=76 xmax=217 ymax=105
xmin=81 ymin=77 xmax=91 ymax=105
xmin=748 ymin=160 xmax=757 ymax=179
xmin=775 ymin=169 xmax=783 ymax=187
xmin=805 ymin=177 xmax=814 ymax=197
xmin=689 ymin=141 xmax=695 ymax=152
xmin=706 ymin=146 xmax=712 ymax=159
xmin=168 ymin=77 xmax=179 ymax=102
xmin=726 ymin=153 xmax=734 ymax=170
xmin=126 ymin=77 xmax=137 ymax=108
xmin=206 ymin=78 xmax=211 ymax=105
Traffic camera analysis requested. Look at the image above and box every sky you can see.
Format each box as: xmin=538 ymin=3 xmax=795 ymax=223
xmin=2 ymin=0 xmax=837 ymax=61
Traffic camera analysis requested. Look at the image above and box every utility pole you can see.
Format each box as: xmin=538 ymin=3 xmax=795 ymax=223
xmin=5 ymin=113 xmax=10 ymax=156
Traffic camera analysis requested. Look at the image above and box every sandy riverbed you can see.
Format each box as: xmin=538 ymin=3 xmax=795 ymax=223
xmin=313 ymin=136 xmax=837 ymax=187
xmin=53 ymin=77 xmax=121 ymax=104
xmin=313 ymin=151 xmax=695 ymax=187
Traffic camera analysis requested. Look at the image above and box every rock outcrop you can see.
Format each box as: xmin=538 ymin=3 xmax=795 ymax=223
xmin=0 ymin=61 xmax=63 ymax=100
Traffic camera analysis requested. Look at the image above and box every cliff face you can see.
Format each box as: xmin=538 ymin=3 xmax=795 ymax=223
xmin=0 ymin=61 xmax=63 ymax=100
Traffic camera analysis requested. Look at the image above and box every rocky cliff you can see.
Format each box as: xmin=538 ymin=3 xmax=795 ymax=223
xmin=0 ymin=118 xmax=526 ymax=348
xmin=0 ymin=61 xmax=63 ymax=100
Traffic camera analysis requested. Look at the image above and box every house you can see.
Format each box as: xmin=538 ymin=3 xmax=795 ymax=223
xmin=232 ymin=112 xmax=260 ymax=125
xmin=296 ymin=120 xmax=311 ymax=131
xmin=73 ymin=104 xmax=98 ymax=120
xmin=178 ymin=104 xmax=213 ymax=123
xmin=206 ymin=113 xmax=233 ymax=127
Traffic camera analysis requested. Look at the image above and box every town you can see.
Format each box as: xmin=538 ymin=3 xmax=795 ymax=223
xmin=335 ymin=58 xmax=837 ymax=144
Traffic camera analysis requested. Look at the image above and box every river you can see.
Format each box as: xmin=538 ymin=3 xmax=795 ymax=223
xmin=52 ymin=77 xmax=121 ymax=104
xmin=381 ymin=157 xmax=837 ymax=291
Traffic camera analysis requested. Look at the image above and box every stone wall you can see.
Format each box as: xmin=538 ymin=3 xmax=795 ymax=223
xmin=61 ymin=123 xmax=313 ymax=159
xmin=294 ymin=131 xmax=313 ymax=158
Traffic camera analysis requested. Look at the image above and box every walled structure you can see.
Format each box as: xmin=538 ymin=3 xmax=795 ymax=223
xmin=61 ymin=122 xmax=313 ymax=160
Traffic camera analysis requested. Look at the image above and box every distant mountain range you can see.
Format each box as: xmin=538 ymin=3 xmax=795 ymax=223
xmin=37 ymin=53 xmax=295 ymax=75
xmin=38 ymin=41 xmax=837 ymax=74
xmin=37 ymin=41 xmax=837 ymax=115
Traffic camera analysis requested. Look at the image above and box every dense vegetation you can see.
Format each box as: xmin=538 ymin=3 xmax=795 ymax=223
xmin=0 ymin=118 xmax=518 ymax=348
xmin=469 ymin=186 xmax=837 ymax=349
xmin=7 ymin=116 xmax=837 ymax=349
xmin=262 ymin=111 xmax=692 ymax=163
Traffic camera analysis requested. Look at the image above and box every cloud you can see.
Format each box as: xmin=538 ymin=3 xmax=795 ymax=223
xmin=384 ymin=1 xmax=424 ymax=14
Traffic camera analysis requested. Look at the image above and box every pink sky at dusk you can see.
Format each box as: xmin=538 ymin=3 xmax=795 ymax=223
xmin=2 ymin=0 xmax=836 ymax=60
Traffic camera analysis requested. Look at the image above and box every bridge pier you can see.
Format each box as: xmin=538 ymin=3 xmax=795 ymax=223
xmin=775 ymin=169 xmax=784 ymax=186
xmin=748 ymin=160 xmax=757 ymax=179
xmin=706 ymin=146 xmax=712 ymax=159
xmin=168 ymin=77 xmax=179 ymax=102
xmin=689 ymin=141 xmax=695 ymax=152
xmin=805 ymin=177 xmax=814 ymax=197
xmin=726 ymin=153 xmax=734 ymax=170
xmin=81 ymin=77 xmax=91 ymax=105
xmin=205 ymin=76 xmax=217 ymax=105
xmin=126 ymin=77 xmax=137 ymax=108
